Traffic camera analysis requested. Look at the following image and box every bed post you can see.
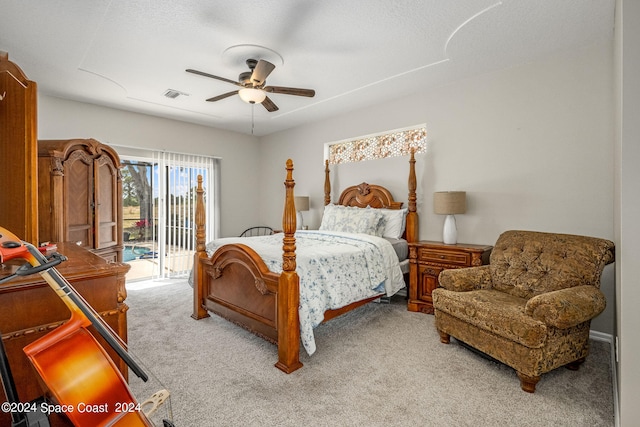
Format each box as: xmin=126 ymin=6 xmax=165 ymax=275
xmin=406 ymin=149 xmax=419 ymax=243
xmin=324 ymin=159 xmax=331 ymax=206
xmin=191 ymin=175 xmax=210 ymax=320
xmin=275 ymin=159 xmax=303 ymax=373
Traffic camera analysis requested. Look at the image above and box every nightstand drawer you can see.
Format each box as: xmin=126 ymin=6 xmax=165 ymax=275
xmin=418 ymin=248 xmax=470 ymax=266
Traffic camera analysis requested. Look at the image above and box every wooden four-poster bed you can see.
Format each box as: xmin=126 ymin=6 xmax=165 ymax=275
xmin=191 ymin=151 xmax=418 ymax=373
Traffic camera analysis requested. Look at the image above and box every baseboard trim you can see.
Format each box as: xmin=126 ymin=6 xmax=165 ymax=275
xmin=590 ymin=330 xmax=619 ymax=427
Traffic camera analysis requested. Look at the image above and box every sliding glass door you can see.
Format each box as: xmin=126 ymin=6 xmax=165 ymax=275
xmin=120 ymin=150 xmax=218 ymax=280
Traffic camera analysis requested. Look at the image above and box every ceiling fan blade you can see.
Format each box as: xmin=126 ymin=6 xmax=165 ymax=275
xmin=206 ymin=91 xmax=238 ymax=102
xmin=264 ymin=86 xmax=315 ymax=97
xmin=262 ymin=96 xmax=279 ymax=112
xmin=186 ymin=69 xmax=241 ymax=86
xmin=250 ymin=60 xmax=276 ymax=86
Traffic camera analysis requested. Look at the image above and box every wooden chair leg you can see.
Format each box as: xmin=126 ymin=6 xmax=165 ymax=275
xmin=517 ymin=371 xmax=540 ymax=393
xmin=566 ymin=357 xmax=586 ymax=371
xmin=437 ymin=329 xmax=450 ymax=344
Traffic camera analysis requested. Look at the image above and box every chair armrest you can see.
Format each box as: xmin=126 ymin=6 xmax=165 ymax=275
xmin=438 ymin=265 xmax=493 ymax=292
xmin=525 ymin=285 xmax=606 ymax=329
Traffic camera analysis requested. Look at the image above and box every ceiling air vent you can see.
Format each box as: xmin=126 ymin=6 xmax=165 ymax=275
xmin=164 ymin=89 xmax=189 ymax=99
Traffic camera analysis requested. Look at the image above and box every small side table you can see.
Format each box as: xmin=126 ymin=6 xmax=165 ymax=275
xmin=408 ymin=241 xmax=492 ymax=314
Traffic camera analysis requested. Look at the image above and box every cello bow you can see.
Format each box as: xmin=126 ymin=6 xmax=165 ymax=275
xmin=0 ymin=227 xmax=174 ymax=426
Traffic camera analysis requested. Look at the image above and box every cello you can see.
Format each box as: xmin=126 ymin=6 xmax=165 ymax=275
xmin=0 ymin=227 xmax=174 ymax=427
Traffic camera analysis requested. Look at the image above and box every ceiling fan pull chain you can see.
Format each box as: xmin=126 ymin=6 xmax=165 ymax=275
xmin=251 ymin=104 xmax=255 ymax=135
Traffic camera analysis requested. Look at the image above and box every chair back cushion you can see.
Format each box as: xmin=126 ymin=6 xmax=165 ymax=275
xmin=489 ymin=230 xmax=614 ymax=299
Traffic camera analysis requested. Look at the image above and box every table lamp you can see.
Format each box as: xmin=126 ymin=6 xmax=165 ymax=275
xmin=434 ymin=191 xmax=466 ymax=244
xmin=294 ymin=196 xmax=310 ymax=230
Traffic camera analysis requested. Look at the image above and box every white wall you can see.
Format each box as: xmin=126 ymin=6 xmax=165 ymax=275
xmin=615 ymin=0 xmax=640 ymax=424
xmin=37 ymin=95 xmax=262 ymax=237
xmin=259 ymin=40 xmax=616 ymax=334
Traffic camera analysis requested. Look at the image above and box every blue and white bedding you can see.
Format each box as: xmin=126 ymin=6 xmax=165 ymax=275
xmin=200 ymin=230 xmax=405 ymax=355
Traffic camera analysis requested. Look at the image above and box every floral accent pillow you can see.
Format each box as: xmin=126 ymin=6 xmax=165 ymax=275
xmin=319 ymin=204 xmax=385 ymax=236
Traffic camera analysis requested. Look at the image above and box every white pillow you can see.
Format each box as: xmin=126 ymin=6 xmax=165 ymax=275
xmin=377 ymin=208 xmax=408 ymax=239
xmin=319 ymin=204 xmax=385 ymax=236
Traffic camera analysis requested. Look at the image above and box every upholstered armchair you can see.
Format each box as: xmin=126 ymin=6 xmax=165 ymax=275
xmin=432 ymin=230 xmax=615 ymax=393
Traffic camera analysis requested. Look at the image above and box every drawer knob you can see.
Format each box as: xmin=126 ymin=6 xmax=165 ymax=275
xmin=440 ymin=255 xmax=445 ymax=259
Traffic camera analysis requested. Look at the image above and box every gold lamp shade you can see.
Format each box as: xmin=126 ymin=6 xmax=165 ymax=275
xmin=433 ymin=191 xmax=466 ymax=215
xmin=294 ymin=196 xmax=310 ymax=212
xmin=434 ymin=191 xmax=466 ymax=244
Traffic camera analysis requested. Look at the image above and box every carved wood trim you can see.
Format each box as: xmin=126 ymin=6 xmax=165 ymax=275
xmin=324 ymin=160 xmax=331 ymax=206
xmin=471 ymin=253 xmax=484 ymax=266
xmin=338 ymin=182 xmax=403 ymax=209
xmin=1 ymin=307 xmax=125 ymax=342
xmin=255 ymin=278 xmax=269 ymax=295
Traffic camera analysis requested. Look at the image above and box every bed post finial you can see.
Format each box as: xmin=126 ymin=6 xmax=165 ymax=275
xmin=406 ymin=149 xmax=418 ymax=243
xmin=324 ymin=159 xmax=331 ymax=206
xmin=276 ymin=158 xmax=303 ymax=374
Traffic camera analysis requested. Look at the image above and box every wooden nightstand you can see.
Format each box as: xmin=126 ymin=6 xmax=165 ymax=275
xmin=408 ymin=241 xmax=492 ymax=314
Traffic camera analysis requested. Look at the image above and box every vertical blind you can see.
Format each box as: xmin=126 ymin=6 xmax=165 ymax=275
xmin=116 ymin=144 xmax=219 ymax=281
xmin=152 ymin=151 xmax=219 ymax=278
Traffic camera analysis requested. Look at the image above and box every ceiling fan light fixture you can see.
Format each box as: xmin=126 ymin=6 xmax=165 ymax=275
xmin=238 ymin=88 xmax=266 ymax=104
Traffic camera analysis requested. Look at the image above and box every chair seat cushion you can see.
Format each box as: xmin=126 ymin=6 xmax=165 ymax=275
xmin=432 ymin=288 xmax=547 ymax=348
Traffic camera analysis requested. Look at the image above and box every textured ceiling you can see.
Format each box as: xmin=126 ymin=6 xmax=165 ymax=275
xmin=0 ymin=0 xmax=614 ymax=136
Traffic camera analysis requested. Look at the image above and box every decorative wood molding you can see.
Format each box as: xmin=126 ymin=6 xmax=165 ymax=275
xmin=471 ymin=253 xmax=484 ymax=266
xmin=2 ymin=308 xmax=123 ymax=342
xmin=207 ymin=267 xmax=222 ymax=280
xmin=338 ymin=182 xmax=403 ymax=209
xmin=50 ymin=157 xmax=64 ymax=176
xmin=255 ymin=278 xmax=269 ymax=295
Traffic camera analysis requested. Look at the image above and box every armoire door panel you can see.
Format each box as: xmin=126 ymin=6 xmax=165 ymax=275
xmin=64 ymin=150 xmax=94 ymax=248
xmin=95 ymin=155 xmax=118 ymax=249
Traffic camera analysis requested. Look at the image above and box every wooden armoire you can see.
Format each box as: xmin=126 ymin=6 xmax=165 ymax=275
xmin=0 ymin=51 xmax=39 ymax=245
xmin=37 ymin=138 xmax=124 ymax=262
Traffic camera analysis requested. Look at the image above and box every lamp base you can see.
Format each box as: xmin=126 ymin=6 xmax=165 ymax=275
xmin=442 ymin=214 xmax=458 ymax=245
xmin=297 ymin=211 xmax=304 ymax=230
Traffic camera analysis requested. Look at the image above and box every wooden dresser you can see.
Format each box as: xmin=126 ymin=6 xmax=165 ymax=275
xmin=408 ymin=241 xmax=492 ymax=314
xmin=0 ymin=242 xmax=130 ymax=426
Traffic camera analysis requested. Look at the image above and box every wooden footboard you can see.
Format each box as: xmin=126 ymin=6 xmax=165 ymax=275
xmin=197 ymin=244 xmax=281 ymax=343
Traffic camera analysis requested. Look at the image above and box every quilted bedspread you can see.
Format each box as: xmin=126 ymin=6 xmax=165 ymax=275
xmin=200 ymin=230 xmax=405 ymax=355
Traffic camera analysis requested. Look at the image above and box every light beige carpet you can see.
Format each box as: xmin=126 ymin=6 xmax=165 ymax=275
xmin=126 ymin=280 xmax=614 ymax=427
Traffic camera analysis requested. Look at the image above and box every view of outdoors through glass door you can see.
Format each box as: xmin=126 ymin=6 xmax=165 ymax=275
xmin=121 ymin=155 xmax=215 ymax=281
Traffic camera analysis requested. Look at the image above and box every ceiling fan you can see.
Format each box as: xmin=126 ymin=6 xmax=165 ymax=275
xmin=186 ymin=59 xmax=315 ymax=112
